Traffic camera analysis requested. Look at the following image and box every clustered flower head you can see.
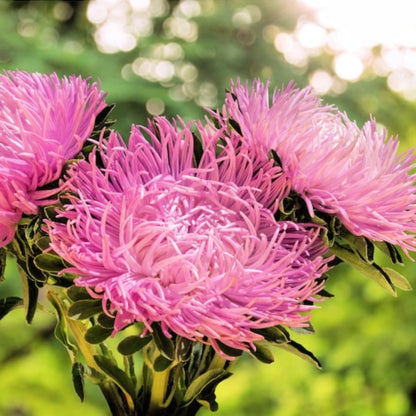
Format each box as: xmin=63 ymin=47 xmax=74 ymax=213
xmin=211 ymin=80 xmax=416 ymax=254
xmin=4 ymin=70 xmax=416 ymax=360
xmin=0 ymin=71 xmax=107 ymax=247
xmin=47 ymin=118 xmax=331 ymax=356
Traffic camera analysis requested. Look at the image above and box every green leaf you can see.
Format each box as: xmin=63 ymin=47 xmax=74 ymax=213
xmin=228 ymin=118 xmax=242 ymax=135
xmin=72 ymin=362 xmax=85 ymax=402
xmin=343 ymin=233 xmax=374 ymax=263
xmin=192 ymin=133 xmax=204 ymax=167
xmin=277 ymin=340 xmax=322 ymax=369
xmin=117 ymin=335 xmax=152 ymax=356
xmin=34 ymin=252 xmax=66 ymax=273
xmin=97 ymin=312 xmax=115 ymax=329
xmin=374 ymin=241 xmax=403 ymax=265
xmin=34 ymin=236 xmax=50 ymax=251
xmin=251 ymin=325 xmax=290 ymax=344
xmin=93 ymin=355 xmax=136 ymax=399
xmin=330 ymin=244 xmax=397 ymax=296
xmin=383 ymin=267 xmax=412 ymax=291
xmin=84 ymin=325 xmax=113 ymax=344
xmin=0 ymin=297 xmax=23 ymax=320
xmin=250 ymin=342 xmax=275 ymax=364
xmin=153 ymin=354 xmax=173 ymax=372
xmin=0 ymin=247 xmax=6 ymax=282
xmin=47 ymin=291 xmax=78 ymax=361
xmin=152 ymin=323 xmax=175 ymax=360
xmin=175 ymin=337 xmax=193 ymax=362
xmin=215 ymin=340 xmax=243 ymax=358
xmin=183 ymin=369 xmax=231 ymax=404
xmin=269 ymin=148 xmax=282 ymax=168
xmin=67 ymin=286 xmax=93 ymax=301
xmin=290 ymin=323 xmax=315 ymax=335
xmin=20 ymin=271 xmax=39 ymax=323
xmin=68 ymin=299 xmax=103 ymax=320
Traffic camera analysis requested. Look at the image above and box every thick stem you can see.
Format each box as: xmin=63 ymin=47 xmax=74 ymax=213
xmin=148 ymin=366 xmax=170 ymax=415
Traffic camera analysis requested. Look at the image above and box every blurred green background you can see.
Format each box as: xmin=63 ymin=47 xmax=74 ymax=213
xmin=1 ymin=0 xmax=416 ymax=415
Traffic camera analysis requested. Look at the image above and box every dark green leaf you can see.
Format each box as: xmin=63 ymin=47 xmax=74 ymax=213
xmin=85 ymin=325 xmax=113 ymax=344
xmin=67 ymin=285 xmax=93 ymax=301
xmin=250 ymin=342 xmax=275 ymax=364
xmin=192 ymin=133 xmax=204 ymax=167
xmin=0 ymin=297 xmax=23 ymax=320
xmin=68 ymin=299 xmax=103 ymax=320
xmin=175 ymin=337 xmax=193 ymax=362
xmin=153 ymin=354 xmax=173 ymax=372
xmin=34 ymin=252 xmax=66 ymax=273
xmin=277 ymin=340 xmax=322 ymax=369
xmin=183 ymin=369 xmax=231 ymax=404
xmin=94 ymin=104 xmax=115 ymax=129
xmin=93 ymin=354 xmax=136 ymax=399
xmin=228 ymin=118 xmax=242 ymax=135
xmin=252 ymin=325 xmax=290 ymax=344
xmin=152 ymin=323 xmax=175 ymax=360
xmin=0 ymin=247 xmax=7 ymax=282
xmin=215 ymin=340 xmax=243 ymax=358
xmin=290 ymin=323 xmax=315 ymax=335
xmin=21 ymin=271 xmax=39 ymax=323
xmin=383 ymin=267 xmax=412 ymax=291
xmin=97 ymin=313 xmax=115 ymax=329
xmin=34 ymin=236 xmax=51 ymax=251
xmin=330 ymin=244 xmax=397 ymax=296
xmin=118 ymin=335 xmax=152 ymax=356
xmin=269 ymin=148 xmax=282 ymax=168
xmin=47 ymin=291 xmax=78 ymax=361
xmin=343 ymin=233 xmax=374 ymax=263
xmin=72 ymin=362 xmax=85 ymax=401
xmin=375 ymin=241 xmax=403 ymax=265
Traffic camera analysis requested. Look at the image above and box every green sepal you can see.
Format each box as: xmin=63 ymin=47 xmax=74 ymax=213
xmin=93 ymin=354 xmax=137 ymax=399
xmin=343 ymin=233 xmax=374 ymax=263
xmin=68 ymin=299 xmax=103 ymax=320
xmin=0 ymin=296 xmax=23 ymax=320
xmin=117 ymin=335 xmax=152 ymax=356
xmin=250 ymin=342 xmax=275 ymax=364
xmin=72 ymin=362 xmax=85 ymax=402
xmin=84 ymin=325 xmax=113 ymax=344
xmin=276 ymin=340 xmax=322 ymax=369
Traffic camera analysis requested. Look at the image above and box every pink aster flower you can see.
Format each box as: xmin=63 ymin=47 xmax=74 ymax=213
xmin=212 ymin=79 xmax=416 ymax=253
xmin=47 ymin=118 xmax=330 ymax=357
xmin=0 ymin=71 xmax=107 ymax=246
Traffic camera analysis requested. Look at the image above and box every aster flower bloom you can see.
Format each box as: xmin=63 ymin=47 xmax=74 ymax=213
xmin=47 ymin=118 xmax=330 ymax=356
xmin=0 ymin=71 xmax=107 ymax=247
xmin=211 ymin=80 xmax=416 ymax=254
